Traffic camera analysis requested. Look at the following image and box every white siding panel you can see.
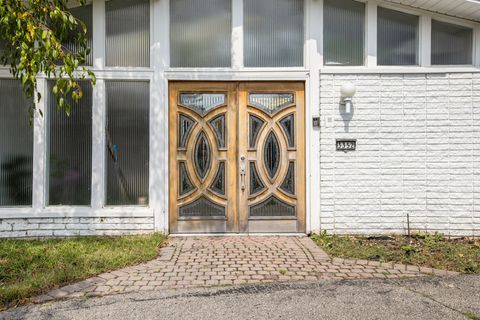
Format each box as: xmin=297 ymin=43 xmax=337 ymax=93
xmin=319 ymin=72 xmax=479 ymax=236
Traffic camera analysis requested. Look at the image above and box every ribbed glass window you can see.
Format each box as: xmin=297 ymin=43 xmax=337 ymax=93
xmin=0 ymin=38 xmax=5 ymax=60
xmin=47 ymin=81 xmax=92 ymax=206
xmin=0 ymin=80 xmax=33 ymax=206
xmin=324 ymin=0 xmax=365 ymax=66
xmin=106 ymin=81 xmax=149 ymax=206
xmin=106 ymin=0 xmax=150 ymax=67
xmin=65 ymin=4 xmax=93 ymax=66
xmin=170 ymin=0 xmax=232 ymax=68
xmin=377 ymin=7 xmax=418 ymax=66
xmin=244 ymin=0 xmax=304 ymax=67
xmin=431 ymin=20 xmax=473 ymax=65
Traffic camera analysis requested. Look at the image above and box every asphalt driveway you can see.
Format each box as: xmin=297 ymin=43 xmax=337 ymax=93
xmin=2 ymin=275 xmax=479 ymax=320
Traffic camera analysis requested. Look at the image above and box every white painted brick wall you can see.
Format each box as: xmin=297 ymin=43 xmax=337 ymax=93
xmin=319 ymin=72 xmax=480 ymax=237
xmin=0 ymin=217 xmax=155 ymax=238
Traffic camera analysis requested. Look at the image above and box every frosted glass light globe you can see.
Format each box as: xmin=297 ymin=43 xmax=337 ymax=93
xmin=340 ymin=83 xmax=356 ymax=98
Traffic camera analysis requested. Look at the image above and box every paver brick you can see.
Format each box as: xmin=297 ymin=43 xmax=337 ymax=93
xmin=36 ymin=236 xmax=449 ymax=302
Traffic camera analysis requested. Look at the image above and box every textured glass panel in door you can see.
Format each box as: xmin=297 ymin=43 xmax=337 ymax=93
xmin=65 ymin=4 xmax=93 ymax=65
xmin=0 ymin=80 xmax=33 ymax=206
xmin=210 ymin=162 xmax=226 ymax=195
xmin=194 ymin=131 xmax=212 ymax=180
xmin=179 ymin=162 xmax=195 ymax=196
xmin=47 ymin=81 xmax=92 ymax=206
xmin=249 ymin=93 xmax=294 ymax=114
xmin=280 ymin=162 xmax=295 ymax=195
xmin=178 ymin=114 xmax=195 ymax=149
xmin=249 ymin=115 xmax=265 ymax=149
xmin=324 ymin=0 xmax=365 ymax=66
xmin=377 ymin=7 xmax=418 ymax=66
xmin=250 ymin=196 xmax=295 ymax=217
xmin=106 ymin=0 xmax=150 ymax=67
xmin=244 ymin=0 xmax=304 ymax=67
xmin=279 ymin=114 xmax=295 ymax=148
xmin=431 ymin=20 xmax=472 ymax=65
xmin=209 ymin=115 xmax=226 ymax=149
xmin=264 ymin=132 xmax=280 ymax=179
xmin=106 ymin=81 xmax=150 ymax=206
xmin=249 ymin=162 xmax=265 ymax=195
xmin=180 ymin=93 xmax=225 ymax=116
xmin=179 ymin=197 xmax=225 ymax=217
xmin=170 ymin=0 xmax=231 ymax=67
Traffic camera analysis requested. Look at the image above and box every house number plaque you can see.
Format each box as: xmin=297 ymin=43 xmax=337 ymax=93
xmin=336 ymin=139 xmax=356 ymax=152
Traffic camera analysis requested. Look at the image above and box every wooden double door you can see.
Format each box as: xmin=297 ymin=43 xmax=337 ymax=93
xmin=169 ymin=82 xmax=305 ymax=233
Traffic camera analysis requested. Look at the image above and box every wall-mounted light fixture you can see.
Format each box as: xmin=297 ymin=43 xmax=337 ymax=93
xmin=340 ymin=82 xmax=356 ymax=114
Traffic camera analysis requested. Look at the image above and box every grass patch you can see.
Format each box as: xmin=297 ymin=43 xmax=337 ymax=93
xmin=0 ymin=233 xmax=167 ymax=309
xmin=311 ymin=232 xmax=480 ymax=274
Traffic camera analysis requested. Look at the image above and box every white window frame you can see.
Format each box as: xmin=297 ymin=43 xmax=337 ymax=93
xmin=430 ymin=17 xmax=476 ymax=67
xmin=322 ymin=0 xmax=480 ymax=73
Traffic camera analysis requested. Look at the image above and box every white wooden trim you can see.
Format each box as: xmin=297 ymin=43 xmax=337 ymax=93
xmin=475 ymin=25 xmax=480 ymax=67
xmin=420 ymin=15 xmax=432 ymax=67
xmin=366 ymin=1 xmax=378 ymax=67
xmin=92 ymin=0 xmax=105 ymax=69
xmin=91 ymin=80 xmax=105 ymax=209
xmin=305 ymin=0 xmax=323 ymax=234
xmin=320 ymin=66 xmax=480 ymax=73
xmin=32 ymin=79 xmax=46 ymax=212
xmin=232 ymin=0 xmax=244 ymax=69
xmin=150 ymin=0 xmax=170 ymax=233
xmin=0 ymin=208 xmax=154 ymax=219
xmin=164 ymin=69 xmax=309 ymax=81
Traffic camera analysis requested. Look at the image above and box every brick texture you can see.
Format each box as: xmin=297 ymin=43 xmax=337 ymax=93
xmin=319 ymin=72 xmax=480 ymax=236
xmin=0 ymin=217 xmax=154 ymax=238
xmin=33 ymin=236 xmax=453 ymax=303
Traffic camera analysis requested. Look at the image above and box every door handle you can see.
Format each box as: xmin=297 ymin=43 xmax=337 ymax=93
xmin=240 ymin=155 xmax=246 ymax=191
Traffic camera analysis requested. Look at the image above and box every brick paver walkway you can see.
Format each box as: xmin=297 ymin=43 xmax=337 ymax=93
xmin=33 ymin=236 xmax=458 ymax=303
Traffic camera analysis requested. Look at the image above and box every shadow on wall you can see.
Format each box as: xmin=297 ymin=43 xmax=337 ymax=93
xmin=1 ymin=156 xmax=32 ymax=206
xmin=340 ymin=102 xmax=354 ymax=133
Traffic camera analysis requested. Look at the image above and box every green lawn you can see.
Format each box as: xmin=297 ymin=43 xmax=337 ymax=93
xmin=0 ymin=233 xmax=167 ymax=309
xmin=311 ymin=232 xmax=480 ymax=274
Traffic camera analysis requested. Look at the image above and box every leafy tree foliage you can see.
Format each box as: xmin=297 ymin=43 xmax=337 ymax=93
xmin=0 ymin=0 xmax=96 ymax=116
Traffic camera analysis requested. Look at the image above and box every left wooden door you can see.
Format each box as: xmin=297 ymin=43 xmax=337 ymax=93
xmin=169 ymin=82 xmax=238 ymax=233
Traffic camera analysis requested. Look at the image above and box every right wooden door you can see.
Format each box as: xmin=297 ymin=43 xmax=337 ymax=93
xmin=238 ymin=82 xmax=305 ymax=233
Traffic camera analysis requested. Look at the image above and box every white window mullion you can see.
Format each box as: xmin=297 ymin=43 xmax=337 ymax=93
xmin=475 ymin=25 xmax=480 ymax=68
xmin=152 ymin=0 xmax=169 ymax=232
xmin=305 ymin=0 xmax=322 ymax=233
xmin=420 ymin=15 xmax=431 ymax=67
xmin=232 ymin=0 xmax=244 ymax=69
xmin=91 ymin=80 xmax=106 ymax=209
xmin=92 ymin=0 xmax=105 ymax=69
xmin=366 ymin=0 xmax=377 ymax=67
xmin=32 ymin=78 xmax=47 ymax=212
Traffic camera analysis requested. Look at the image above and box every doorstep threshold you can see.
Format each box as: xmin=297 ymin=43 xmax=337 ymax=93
xmin=169 ymin=233 xmax=307 ymax=237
